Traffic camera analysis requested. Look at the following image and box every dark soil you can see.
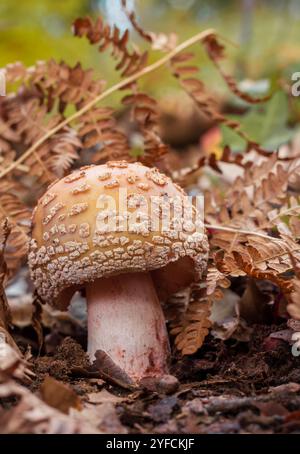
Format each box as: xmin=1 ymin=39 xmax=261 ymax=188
xmin=24 ymin=324 xmax=300 ymax=433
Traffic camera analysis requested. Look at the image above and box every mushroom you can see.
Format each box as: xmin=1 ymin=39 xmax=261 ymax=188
xmin=29 ymin=161 xmax=208 ymax=382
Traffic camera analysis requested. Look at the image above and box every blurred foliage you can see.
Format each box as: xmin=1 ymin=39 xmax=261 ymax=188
xmin=0 ymin=0 xmax=100 ymax=71
xmin=222 ymin=91 xmax=294 ymax=151
xmin=2 ymin=0 xmax=300 ymax=79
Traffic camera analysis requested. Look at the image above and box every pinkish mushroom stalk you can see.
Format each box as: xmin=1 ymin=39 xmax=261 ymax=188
xmin=86 ymin=272 xmax=170 ymax=382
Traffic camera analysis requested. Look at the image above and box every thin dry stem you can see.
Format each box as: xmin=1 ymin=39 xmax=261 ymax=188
xmin=204 ymin=223 xmax=284 ymax=243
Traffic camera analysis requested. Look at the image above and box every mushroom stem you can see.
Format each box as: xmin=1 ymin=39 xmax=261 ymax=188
xmin=86 ymin=272 xmax=170 ymax=382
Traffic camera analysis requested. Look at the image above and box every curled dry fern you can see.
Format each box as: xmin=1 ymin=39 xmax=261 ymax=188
xmin=72 ymin=16 xmax=148 ymax=77
xmin=169 ymin=49 xmax=270 ymax=157
xmin=201 ymin=151 xmax=300 ymax=329
xmin=168 ymin=283 xmax=212 ymax=355
xmin=122 ymin=91 xmax=170 ymax=172
xmin=166 ymin=269 xmax=230 ymax=355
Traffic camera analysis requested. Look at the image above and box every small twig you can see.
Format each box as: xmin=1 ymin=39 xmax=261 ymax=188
xmin=0 ymin=28 xmax=216 ymax=181
xmin=204 ymin=223 xmax=284 ymax=243
xmin=0 ymin=158 xmax=28 ymax=173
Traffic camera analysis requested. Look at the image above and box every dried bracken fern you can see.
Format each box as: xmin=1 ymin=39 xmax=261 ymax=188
xmin=169 ymin=283 xmax=212 ymax=355
xmin=169 ymin=38 xmax=271 ymax=156
xmin=203 ymin=35 xmax=271 ymax=105
xmin=122 ymin=91 xmax=170 ymax=172
xmin=72 ymin=16 xmax=148 ymax=77
xmin=77 ymin=106 xmax=130 ymax=163
xmin=121 ymin=0 xmax=177 ymax=52
xmin=201 ymin=151 xmax=300 ymax=323
xmin=167 ymin=268 xmax=231 ymax=356
xmin=206 ymin=267 xmax=230 ymax=296
xmin=0 ymin=183 xmax=31 ymax=276
xmin=173 ymin=145 xmax=250 ymax=187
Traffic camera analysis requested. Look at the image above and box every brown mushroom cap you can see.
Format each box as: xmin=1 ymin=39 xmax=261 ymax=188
xmin=29 ymin=161 xmax=208 ymax=309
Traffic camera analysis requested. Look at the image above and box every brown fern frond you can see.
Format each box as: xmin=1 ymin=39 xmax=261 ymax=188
xmin=268 ymin=196 xmax=300 ymax=238
xmin=0 ymin=149 xmax=29 ymax=177
xmin=214 ymin=236 xmax=300 ymax=279
xmin=163 ymin=287 xmax=191 ymax=323
xmin=174 ymin=145 xmax=249 ymax=187
xmin=205 ymin=154 xmax=290 ymax=234
xmin=208 ymin=145 xmax=247 ymax=171
xmin=203 ymin=35 xmax=271 ymax=104
xmin=206 ymin=267 xmax=230 ymax=296
xmin=0 ymin=118 xmax=20 ymax=153
xmin=170 ymin=283 xmax=212 ymax=355
xmin=44 ymin=129 xmax=82 ymax=178
xmin=203 ymin=151 xmax=300 ymax=297
xmin=121 ymin=0 xmax=177 ymax=52
xmin=232 ymin=250 xmax=293 ymax=292
xmin=77 ymin=106 xmax=130 ymax=163
xmin=170 ymin=43 xmax=271 ymax=155
xmin=0 ymin=182 xmax=31 ymax=276
xmin=2 ymin=93 xmax=83 ymax=184
xmin=28 ymin=60 xmax=106 ymax=112
xmin=73 ymin=16 xmax=148 ymax=77
xmin=0 ymin=59 xmax=109 ymax=186
xmin=122 ymin=91 xmax=170 ymax=172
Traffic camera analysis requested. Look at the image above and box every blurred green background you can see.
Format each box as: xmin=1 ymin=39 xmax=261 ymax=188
xmin=1 ymin=0 xmax=300 ymax=150
xmin=2 ymin=0 xmax=300 ymax=78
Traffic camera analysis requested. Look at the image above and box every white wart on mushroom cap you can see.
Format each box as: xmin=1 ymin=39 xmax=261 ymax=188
xmin=29 ymin=161 xmax=209 ymax=309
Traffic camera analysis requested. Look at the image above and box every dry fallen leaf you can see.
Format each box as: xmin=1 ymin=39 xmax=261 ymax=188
xmin=0 ymin=380 xmax=100 ymax=434
xmin=40 ymin=376 xmax=82 ymax=414
xmin=92 ymin=350 xmax=136 ymax=390
xmin=82 ymin=387 xmax=129 ymax=434
xmin=87 ymin=389 xmax=127 ymax=405
xmin=76 ymin=402 xmax=127 ymax=434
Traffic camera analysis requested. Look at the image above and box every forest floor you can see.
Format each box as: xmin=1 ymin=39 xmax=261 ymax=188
xmin=3 ymin=321 xmax=299 ymax=434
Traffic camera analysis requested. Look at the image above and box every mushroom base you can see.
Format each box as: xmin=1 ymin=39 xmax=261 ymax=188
xmin=86 ymin=272 xmax=170 ymax=382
